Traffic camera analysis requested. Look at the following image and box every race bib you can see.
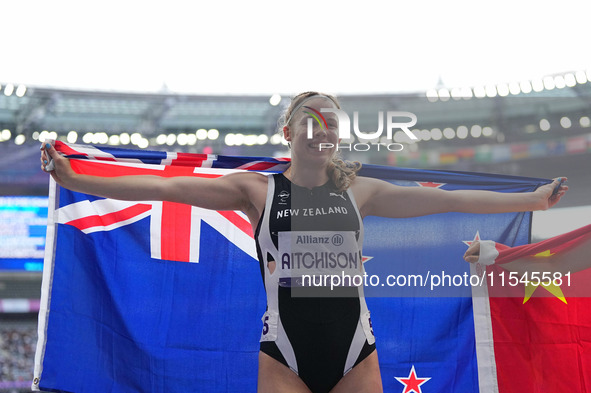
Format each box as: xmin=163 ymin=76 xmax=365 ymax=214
xmin=277 ymin=231 xmax=362 ymax=287
xmin=260 ymin=310 xmax=278 ymax=342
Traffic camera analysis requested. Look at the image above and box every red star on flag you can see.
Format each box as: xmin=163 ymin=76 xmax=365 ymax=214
xmin=395 ymin=365 xmax=431 ymax=393
xmin=463 ymin=231 xmax=481 ymax=247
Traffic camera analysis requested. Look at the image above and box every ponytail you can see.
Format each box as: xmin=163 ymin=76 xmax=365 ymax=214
xmin=327 ymin=156 xmax=362 ymax=192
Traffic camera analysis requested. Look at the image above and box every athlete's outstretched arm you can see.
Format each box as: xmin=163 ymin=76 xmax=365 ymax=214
xmin=353 ymin=176 xmax=567 ymax=219
xmin=40 ymin=142 xmax=263 ymax=212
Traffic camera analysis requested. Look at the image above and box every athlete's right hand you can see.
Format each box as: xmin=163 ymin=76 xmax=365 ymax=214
xmin=40 ymin=142 xmax=75 ymax=187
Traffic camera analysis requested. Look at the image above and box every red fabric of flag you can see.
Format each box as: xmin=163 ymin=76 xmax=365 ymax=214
xmin=486 ymin=224 xmax=591 ymax=392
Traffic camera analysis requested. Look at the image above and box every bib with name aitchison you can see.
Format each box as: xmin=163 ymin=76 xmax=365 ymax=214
xmin=254 ymin=173 xmax=375 ymax=393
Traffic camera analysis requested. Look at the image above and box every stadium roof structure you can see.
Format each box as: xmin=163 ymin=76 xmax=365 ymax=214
xmin=0 ymin=72 xmax=590 ymax=155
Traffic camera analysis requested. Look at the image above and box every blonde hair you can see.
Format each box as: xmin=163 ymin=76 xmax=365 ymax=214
xmin=280 ymin=91 xmax=362 ymax=192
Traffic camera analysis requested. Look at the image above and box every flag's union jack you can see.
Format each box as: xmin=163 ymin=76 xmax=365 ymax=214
xmin=52 ymin=141 xmax=290 ymax=263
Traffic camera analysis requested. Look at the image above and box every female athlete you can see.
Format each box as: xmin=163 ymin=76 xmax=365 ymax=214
xmin=41 ymin=91 xmax=567 ymax=393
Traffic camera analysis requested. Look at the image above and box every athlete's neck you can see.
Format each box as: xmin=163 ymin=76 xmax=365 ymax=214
xmin=284 ymin=165 xmax=329 ymax=189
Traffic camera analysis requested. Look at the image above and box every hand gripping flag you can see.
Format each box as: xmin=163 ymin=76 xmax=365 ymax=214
xmin=33 ymin=142 xmax=590 ymax=392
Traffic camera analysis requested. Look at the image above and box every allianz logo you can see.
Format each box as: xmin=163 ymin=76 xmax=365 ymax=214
xmin=295 ymin=234 xmax=345 ymax=246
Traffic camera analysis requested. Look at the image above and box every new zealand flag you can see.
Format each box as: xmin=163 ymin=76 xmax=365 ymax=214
xmin=33 ymin=142 xmax=590 ymax=392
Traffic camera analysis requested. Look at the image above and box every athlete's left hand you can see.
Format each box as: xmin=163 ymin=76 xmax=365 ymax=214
xmin=535 ymin=177 xmax=568 ymax=210
xmin=463 ymin=241 xmax=480 ymax=263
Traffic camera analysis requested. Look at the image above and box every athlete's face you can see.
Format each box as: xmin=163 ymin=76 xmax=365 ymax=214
xmin=283 ymin=97 xmax=340 ymax=165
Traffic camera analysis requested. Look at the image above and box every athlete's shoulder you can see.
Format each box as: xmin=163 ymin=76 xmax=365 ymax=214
xmin=350 ymin=175 xmax=384 ymax=190
xmin=215 ymin=171 xmax=269 ymax=196
xmin=220 ymin=172 xmax=270 ymax=220
xmin=350 ymin=176 xmax=390 ymax=214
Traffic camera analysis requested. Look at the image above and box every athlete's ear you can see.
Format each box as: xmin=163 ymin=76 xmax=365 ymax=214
xmin=283 ymin=126 xmax=291 ymax=142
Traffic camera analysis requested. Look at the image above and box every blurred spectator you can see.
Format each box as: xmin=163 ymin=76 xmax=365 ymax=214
xmin=0 ymin=323 xmax=36 ymax=393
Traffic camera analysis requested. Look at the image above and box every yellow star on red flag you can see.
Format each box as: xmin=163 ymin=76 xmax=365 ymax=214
xmin=523 ymin=249 xmax=567 ymax=304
